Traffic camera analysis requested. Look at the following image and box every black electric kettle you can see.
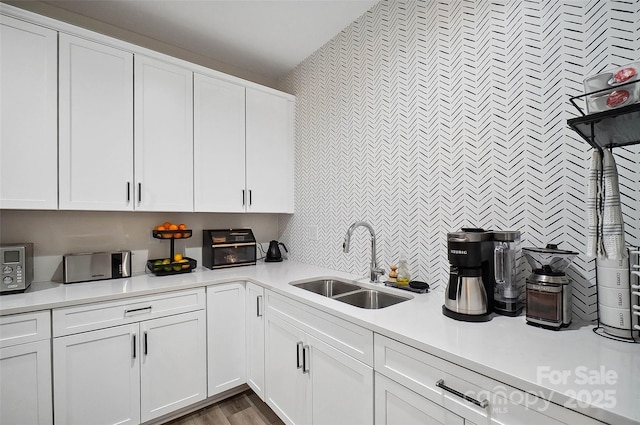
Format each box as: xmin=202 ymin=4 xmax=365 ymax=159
xmin=265 ymin=240 xmax=288 ymax=262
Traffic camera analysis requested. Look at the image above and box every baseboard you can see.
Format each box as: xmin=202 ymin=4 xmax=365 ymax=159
xmin=143 ymin=384 xmax=251 ymax=425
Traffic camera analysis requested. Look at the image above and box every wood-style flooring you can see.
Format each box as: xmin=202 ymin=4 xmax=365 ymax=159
xmin=166 ymin=390 xmax=284 ymax=425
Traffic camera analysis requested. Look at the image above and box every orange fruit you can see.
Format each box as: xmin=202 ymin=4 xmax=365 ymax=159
xmin=162 ymin=233 xmax=172 ymax=239
xmin=162 ymin=221 xmax=172 ymax=230
xmin=154 ymin=225 xmax=164 ymax=231
xmin=174 ymin=253 xmax=183 ymax=262
xmin=178 ymin=223 xmax=187 ymax=230
xmin=174 ymin=233 xmax=182 ymax=239
xmin=168 ymin=224 xmax=179 ymax=230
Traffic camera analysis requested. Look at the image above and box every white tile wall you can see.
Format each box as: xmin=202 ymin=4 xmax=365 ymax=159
xmin=279 ymin=0 xmax=640 ymax=321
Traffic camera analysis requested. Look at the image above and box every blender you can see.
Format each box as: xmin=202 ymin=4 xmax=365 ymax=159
xmin=523 ymin=244 xmax=578 ymax=329
xmin=493 ymin=231 xmax=524 ymax=316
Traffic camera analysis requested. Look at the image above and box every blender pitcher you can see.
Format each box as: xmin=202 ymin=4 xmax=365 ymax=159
xmin=493 ymin=231 xmax=524 ymax=316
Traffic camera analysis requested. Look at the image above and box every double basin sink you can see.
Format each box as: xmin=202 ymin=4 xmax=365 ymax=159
xmin=290 ymin=278 xmax=410 ymax=309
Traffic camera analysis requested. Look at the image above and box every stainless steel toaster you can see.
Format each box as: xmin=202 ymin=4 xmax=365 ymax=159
xmin=63 ymin=251 xmax=132 ymax=284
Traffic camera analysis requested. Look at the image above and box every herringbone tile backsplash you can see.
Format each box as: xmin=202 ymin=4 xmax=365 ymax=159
xmin=279 ymin=0 xmax=640 ymax=321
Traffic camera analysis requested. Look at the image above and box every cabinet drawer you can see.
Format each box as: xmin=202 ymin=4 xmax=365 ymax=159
xmin=374 ymin=334 xmax=601 ymax=425
xmin=266 ymin=290 xmax=373 ymax=366
xmin=0 ymin=310 xmax=51 ymax=348
xmin=375 ymin=372 xmax=464 ymax=425
xmin=53 ymin=288 xmax=205 ymax=337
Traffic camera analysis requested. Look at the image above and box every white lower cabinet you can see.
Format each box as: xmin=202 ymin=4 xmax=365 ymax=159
xmin=246 ymin=282 xmax=266 ymax=399
xmin=375 ymin=372 xmax=464 ymax=425
xmin=0 ymin=311 xmax=52 ymax=425
xmin=307 ymin=333 xmax=373 ymax=425
xmin=139 ymin=311 xmax=207 ymax=422
xmin=53 ymin=289 xmax=206 ymax=425
xmin=265 ymin=315 xmax=307 ymax=425
xmin=374 ymin=334 xmax=602 ymax=425
xmin=207 ymin=282 xmax=246 ymax=396
xmin=265 ymin=291 xmax=374 ymax=425
xmin=53 ymin=323 xmax=140 ymax=425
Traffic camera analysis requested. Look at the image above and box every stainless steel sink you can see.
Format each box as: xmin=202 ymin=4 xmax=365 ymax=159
xmin=290 ymin=278 xmax=410 ymax=309
xmin=291 ymin=279 xmax=361 ymax=297
xmin=334 ymin=289 xmax=408 ymax=309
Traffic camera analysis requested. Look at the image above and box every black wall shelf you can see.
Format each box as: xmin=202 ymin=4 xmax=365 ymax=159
xmin=567 ymin=80 xmax=640 ymax=150
xmin=567 ymin=103 xmax=640 ymax=150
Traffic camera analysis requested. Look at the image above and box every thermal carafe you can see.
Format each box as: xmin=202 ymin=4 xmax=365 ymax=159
xmin=493 ymin=231 xmax=524 ymax=316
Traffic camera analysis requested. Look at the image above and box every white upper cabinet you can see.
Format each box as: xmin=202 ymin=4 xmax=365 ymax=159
xmin=134 ymin=55 xmax=194 ymax=212
xmin=0 ymin=16 xmax=57 ymax=210
xmin=195 ymin=77 xmax=295 ymax=214
xmin=246 ymin=88 xmax=295 ymax=213
xmin=58 ymin=34 xmax=134 ymax=210
xmin=1 ymin=5 xmax=294 ymax=214
xmin=194 ymin=74 xmax=246 ymax=212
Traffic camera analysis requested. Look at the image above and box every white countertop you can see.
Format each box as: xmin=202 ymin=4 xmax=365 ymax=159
xmin=1 ymin=260 xmax=638 ymax=425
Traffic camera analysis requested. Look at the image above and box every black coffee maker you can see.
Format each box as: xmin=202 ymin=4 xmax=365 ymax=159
xmin=265 ymin=240 xmax=288 ymax=262
xmin=443 ymin=228 xmax=494 ymax=322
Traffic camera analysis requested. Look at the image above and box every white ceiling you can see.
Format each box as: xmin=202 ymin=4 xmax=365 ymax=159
xmin=41 ymin=0 xmax=378 ymax=80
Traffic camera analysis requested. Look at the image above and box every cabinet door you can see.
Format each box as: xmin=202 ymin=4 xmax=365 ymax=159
xmin=307 ymin=334 xmax=374 ymax=425
xmin=53 ymin=324 xmax=140 ymax=425
xmin=265 ymin=314 xmax=307 ymax=425
xmin=0 ymin=339 xmax=53 ymax=425
xmin=246 ymin=282 xmax=265 ymax=399
xmin=59 ymin=34 xmax=134 ymax=210
xmin=194 ymin=74 xmax=246 ymax=212
xmin=140 ymin=310 xmax=206 ymax=422
xmin=134 ymin=55 xmax=193 ymax=211
xmin=0 ymin=16 xmax=57 ymax=209
xmin=245 ymin=88 xmax=295 ymax=213
xmin=375 ymin=373 xmax=464 ymax=425
xmin=207 ymin=282 xmax=246 ymax=396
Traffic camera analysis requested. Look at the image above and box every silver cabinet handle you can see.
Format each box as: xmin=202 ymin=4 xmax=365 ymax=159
xmin=144 ymin=331 xmax=148 ymax=355
xmin=242 ymin=189 xmax=246 ymax=206
xmin=302 ymin=345 xmax=310 ymax=374
xmin=436 ymin=379 xmax=488 ymax=408
xmin=249 ymin=189 xmax=252 ymax=206
xmin=138 ymin=183 xmax=142 ymax=203
xmin=132 ymin=333 xmax=137 ymax=359
xmin=127 ymin=182 xmax=131 ymax=202
xmin=257 ymin=295 xmax=263 ymax=317
xmin=296 ymin=341 xmax=303 ymax=369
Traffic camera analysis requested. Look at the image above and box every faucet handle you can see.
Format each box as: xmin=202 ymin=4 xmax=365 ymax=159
xmin=372 ymin=267 xmax=386 ymax=283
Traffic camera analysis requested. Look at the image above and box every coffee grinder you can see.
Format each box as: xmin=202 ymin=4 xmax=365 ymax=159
xmin=523 ymin=244 xmax=578 ymax=329
xmin=443 ymin=229 xmax=493 ymax=322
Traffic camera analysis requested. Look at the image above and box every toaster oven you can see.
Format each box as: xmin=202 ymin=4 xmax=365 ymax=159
xmin=202 ymin=229 xmax=256 ymax=269
xmin=1 ymin=243 xmax=34 ymax=294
